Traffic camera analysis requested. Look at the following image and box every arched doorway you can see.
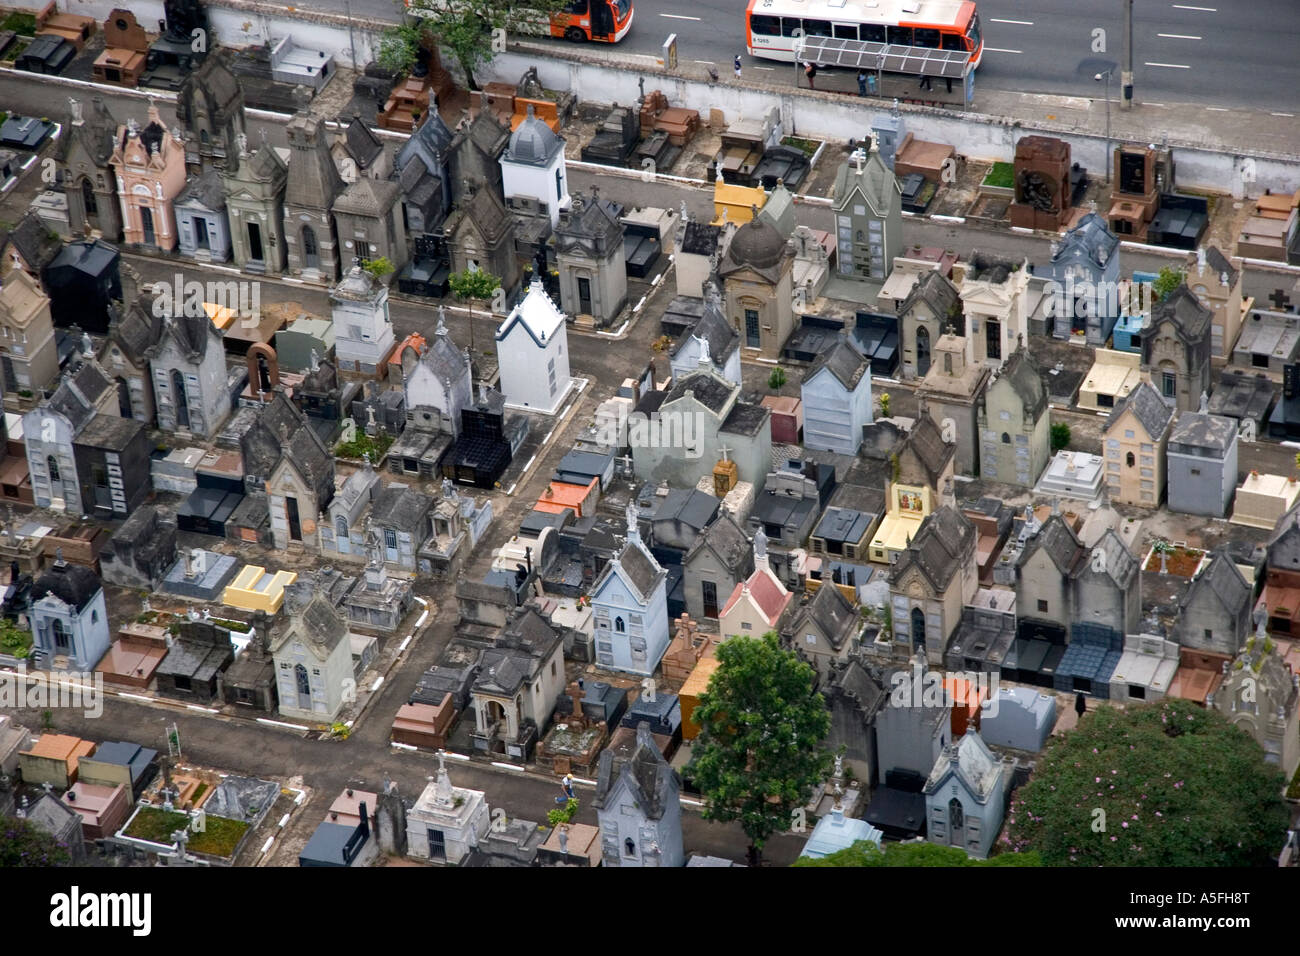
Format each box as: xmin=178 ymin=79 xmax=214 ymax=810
xmin=916 ymin=326 xmax=931 ymax=376
xmin=948 ymin=796 xmax=964 ymax=846
xmin=294 ymin=663 xmax=311 ymax=710
xmin=116 ymin=377 xmax=133 ymax=419
xmin=911 ymin=607 xmax=926 ymax=651
xmin=171 ymin=369 xmax=190 ymax=428
xmin=301 ymin=225 xmax=319 ymax=269
xmin=81 ymin=178 xmax=98 ymax=230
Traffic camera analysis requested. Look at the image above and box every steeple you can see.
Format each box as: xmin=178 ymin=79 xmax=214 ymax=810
xmin=433 ymin=752 xmax=454 ymax=809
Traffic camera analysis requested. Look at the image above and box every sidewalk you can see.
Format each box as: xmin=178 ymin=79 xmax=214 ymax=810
xmin=506 ymin=39 xmax=1300 ymax=163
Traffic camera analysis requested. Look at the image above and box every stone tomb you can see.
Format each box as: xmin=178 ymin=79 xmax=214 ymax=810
xmin=1009 ymin=135 xmax=1071 ymax=231
xmin=160 ymin=547 xmax=239 ymax=601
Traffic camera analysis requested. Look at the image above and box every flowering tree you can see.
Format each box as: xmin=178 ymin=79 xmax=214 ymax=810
xmin=0 ymin=818 xmax=72 ymax=866
xmin=1005 ymin=698 xmax=1288 ymax=866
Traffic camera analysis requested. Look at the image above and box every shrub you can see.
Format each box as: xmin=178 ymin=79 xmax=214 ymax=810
xmin=1050 ymin=422 xmax=1071 ymax=452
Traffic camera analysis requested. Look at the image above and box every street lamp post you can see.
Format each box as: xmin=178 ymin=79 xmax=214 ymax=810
xmin=1095 ymin=70 xmax=1113 ymax=185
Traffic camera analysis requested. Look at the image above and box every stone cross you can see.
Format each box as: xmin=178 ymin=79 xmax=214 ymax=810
xmin=1269 ymin=288 xmax=1293 ymax=311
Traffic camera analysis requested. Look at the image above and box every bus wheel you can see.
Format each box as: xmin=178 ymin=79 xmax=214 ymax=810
xmin=565 ymin=27 xmax=586 ymax=42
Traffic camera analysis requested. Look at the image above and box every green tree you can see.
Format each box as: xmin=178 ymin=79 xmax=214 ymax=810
xmin=1151 ymin=266 xmax=1185 ymax=304
xmin=402 ymin=0 xmax=567 ymax=91
xmin=1050 ymin=421 xmax=1071 ymax=452
xmin=0 ymin=817 xmax=72 ymax=867
xmin=688 ymin=632 xmax=831 ymax=866
xmin=448 ymin=267 xmax=502 ymax=355
xmin=768 ymin=367 xmax=787 ymax=390
xmin=361 ymin=256 xmax=395 ymax=281
xmin=547 ymin=798 xmax=578 ymax=828
xmin=376 ymin=23 xmax=424 ymax=75
xmin=794 ymin=840 xmax=1042 ymax=867
xmin=1006 ymin=698 xmax=1288 ymax=866
xmin=448 ymin=267 xmax=501 ymax=303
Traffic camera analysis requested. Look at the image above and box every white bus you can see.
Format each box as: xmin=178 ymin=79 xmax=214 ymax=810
xmin=745 ymin=0 xmax=983 ymax=68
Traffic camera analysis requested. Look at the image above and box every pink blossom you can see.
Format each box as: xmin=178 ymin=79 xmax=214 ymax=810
xmin=1121 ymin=822 xmax=1129 ymax=828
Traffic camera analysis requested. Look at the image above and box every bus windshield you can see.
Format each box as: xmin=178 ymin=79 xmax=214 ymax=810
xmin=613 ymin=0 xmax=631 ymax=18
xmin=966 ymin=12 xmax=981 ymax=50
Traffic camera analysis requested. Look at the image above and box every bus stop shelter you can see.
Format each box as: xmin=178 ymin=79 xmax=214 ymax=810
xmin=792 ymin=36 xmax=974 ymax=109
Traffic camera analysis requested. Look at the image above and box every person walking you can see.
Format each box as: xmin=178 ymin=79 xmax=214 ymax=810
xmin=734 ymin=55 xmax=742 ymax=79
xmin=919 ymin=72 xmax=933 ymax=91
xmin=857 ymin=70 xmax=868 ymax=96
xmin=804 ymin=61 xmax=817 ymax=90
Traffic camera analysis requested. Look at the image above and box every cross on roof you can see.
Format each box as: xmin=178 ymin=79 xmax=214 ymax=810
xmin=1269 ymin=288 xmax=1293 ymax=311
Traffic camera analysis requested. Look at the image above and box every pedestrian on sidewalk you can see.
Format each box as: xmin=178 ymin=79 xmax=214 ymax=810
xmin=734 ymin=55 xmax=742 ymax=79
xmin=919 ymin=73 xmax=933 ymax=91
xmin=804 ymin=61 xmax=817 ymax=89
xmin=857 ymin=70 xmax=868 ymax=96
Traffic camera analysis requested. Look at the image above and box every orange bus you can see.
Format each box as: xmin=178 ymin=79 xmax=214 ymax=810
xmin=405 ymin=0 xmax=633 ymax=45
xmin=745 ymin=0 xmax=982 ymax=68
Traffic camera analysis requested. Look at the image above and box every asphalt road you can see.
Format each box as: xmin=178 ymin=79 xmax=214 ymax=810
xmin=329 ymin=0 xmax=1300 ymax=111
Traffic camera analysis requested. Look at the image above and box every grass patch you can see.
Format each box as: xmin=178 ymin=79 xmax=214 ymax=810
xmin=335 ymin=431 xmax=393 ymax=462
xmin=124 ymin=806 xmax=249 ymax=858
xmin=0 ymin=12 xmax=36 ymax=34
xmin=192 ymin=783 xmax=208 ymax=802
xmin=0 ymin=620 xmax=32 ymax=659
xmin=983 ymin=161 xmax=1014 ymax=190
xmin=3 ymin=40 xmax=28 ymax=62
xmin=781 ymin=135 xmax=822 ymax=158
xmin=209 ymin=618 xmax=251 ymax=633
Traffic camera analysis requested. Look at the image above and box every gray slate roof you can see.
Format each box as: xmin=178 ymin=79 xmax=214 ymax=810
xmin=805 ymin=337 xmax=870 ymax=392
xmin=176 ymin=170 xmax=227 ymax=211
xmin=592 ymin=723 xmax=678 ymax=820
xmin=663 ymin=368 xmax=735 ymax=416
xmin=813 ymin=507 xmax=874 ymax=544
xmin=1104 ymin=379 xmax=1174 ymax=440
xmin=996 ymin=348 xmax=1048 ymax=422
xmin=32 ymin=562 xmax=102 ymax=611
xmin=616 ymin=540 xmax=666 ymax=603
xmin=1169 ymin=410 xmax=1237 ymax=453
xmin=900 ymin=269 xmax=961 ymax=325
xmin=1147 ymin=283 xmax=1213 ymax=344
xmin=652 ymin=488 xmax=719 ymax=533
xmin=370 ymin=484 xmax=433 ymax=534
xmin=1053 ymin=212 xmax=1118 ymax=271
xmin=786 ymin=582 xmax=858 ymax=650
xmin=342 ymin=114 xmax=385 ymax=169
xmin=1181 ymin=551 xmax=1251 ymax=617
xmin=889 ymin=505 xmax=975 ymax=592
xmin=685 ymin=512 xmax=751 ymax=574
xmin=2 ymin=211 xmax=61 ymax=272
xmin=1018 ymin=513 xmax=1086 ymax=575
xmin=672 ymin=303 xmax=739 ymax=365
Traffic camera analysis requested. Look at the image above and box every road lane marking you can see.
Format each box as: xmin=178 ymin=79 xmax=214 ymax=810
xmin=661 ymin=13 xmax=700 ymax=19
xmin=755 ymin=66 xmax=775 ymax=70
xmin=1172 ymin=4 xmax=1216 ymax=10
xmin=1157 ymin=33 xmax=1201 ymax=39
xmin=1273 ymin=112 xmax=1295 ymax=117
xmin=983 ymin=48 xmax=1022 ymax=54
xmin=1144 ymin=61 xmax=1190 ymax=68
xmin=989 ymin=18 xmax=1033 ymax=25
xmin=1206 ymin=106 xmax=1229 ymax=111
